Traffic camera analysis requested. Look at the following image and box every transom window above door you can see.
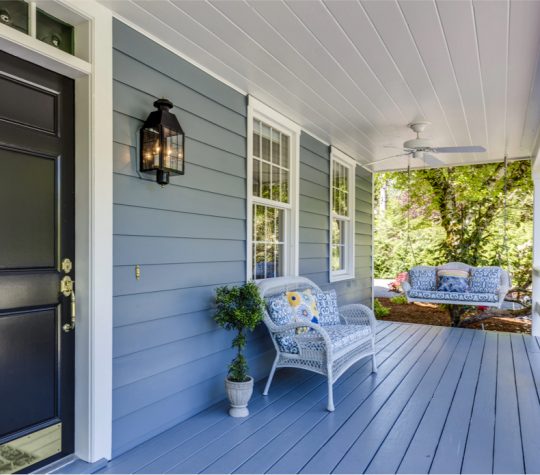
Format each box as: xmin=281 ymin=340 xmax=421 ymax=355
xmin=248 ymin=97 xmax=300 ymax=281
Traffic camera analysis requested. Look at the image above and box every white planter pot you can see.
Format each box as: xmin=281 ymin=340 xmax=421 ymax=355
xmin=225 ymin=376 xmax=254 ymax=417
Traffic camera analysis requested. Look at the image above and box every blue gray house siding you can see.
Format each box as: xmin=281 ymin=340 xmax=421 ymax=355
xmin=112 ymin=19 xmax=372 ymax=456
xmin=298 ymin=135 xmax=373 ymax=306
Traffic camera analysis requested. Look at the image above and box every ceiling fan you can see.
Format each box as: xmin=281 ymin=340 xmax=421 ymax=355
xmin=366 ymin=121 xmax=486 ymax=168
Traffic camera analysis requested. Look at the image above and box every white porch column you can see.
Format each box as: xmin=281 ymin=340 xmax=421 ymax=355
xmin=532 ymin=158 xmax=540 ymax=336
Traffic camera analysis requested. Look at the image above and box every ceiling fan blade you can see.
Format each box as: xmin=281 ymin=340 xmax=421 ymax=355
xmin=365 ymin=153 xmax=411 ymax=167
xmin=431 ymin=145 xmax=486 ymax=153
xmin=422 ymin=154 xmax=445 ymax=167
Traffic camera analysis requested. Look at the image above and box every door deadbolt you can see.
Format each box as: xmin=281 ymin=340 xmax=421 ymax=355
xmin=61 ymin=258 xmax=73 ymax=274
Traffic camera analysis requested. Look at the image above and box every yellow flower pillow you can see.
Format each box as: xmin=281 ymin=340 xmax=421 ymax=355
xmin=285 ymin=289 xmax=320 ymax=334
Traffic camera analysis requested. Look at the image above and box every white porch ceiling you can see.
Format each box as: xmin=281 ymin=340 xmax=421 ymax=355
xmin=99 ymin=0 xmax=540 ymax=172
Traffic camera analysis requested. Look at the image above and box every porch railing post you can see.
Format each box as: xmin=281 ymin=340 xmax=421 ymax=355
xmin=532 ymin=172 xmax=540 ymax=337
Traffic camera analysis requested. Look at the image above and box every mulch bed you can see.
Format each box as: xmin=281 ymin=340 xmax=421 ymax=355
xmin=377 ymin=297 xmax=531 ymax=334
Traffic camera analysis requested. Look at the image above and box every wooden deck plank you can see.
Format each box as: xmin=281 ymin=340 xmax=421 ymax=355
xmin=96 ymin=323 xmax=540 ymax=475
xmin=233 ymin=324 xmax=414 ymax=474
xmin=493 ymin=333 xmax=524 ymax=473
xmin=296 ymin=326 xmax=451 ymax=474
xmin=99 ymin=369 xmax=315 ymax=473
xmin=365 ymin=328 xmax=475 ymax=474
xmin=101 ymin=324 xmax=394 ymax=472
xmin=333 ymin=328 xmax=466 ymax=473
xmin=170 ymin=324 xmax=404 ymax=474
xmin=267 ymin=325 xmax=438 ymax=475
xmin=403 ymin=330 xmax=486 ymax=474
xmin=511 ymin=334 xmax=540 ymax=473
xmin=461 ymin=332 xmax=498 ymax=474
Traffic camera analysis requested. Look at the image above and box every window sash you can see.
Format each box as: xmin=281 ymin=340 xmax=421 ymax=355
xmin=248 ymin=98 xmax=299 ymax=281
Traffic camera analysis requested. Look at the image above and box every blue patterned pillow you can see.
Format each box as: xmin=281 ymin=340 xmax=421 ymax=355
xmin=266 ymin=294 xmax=293 ymax=325
xmin=470 ymin=267 xmax=501 ymax=294
xmin=315 ymin=290 xmax=340 ymax=326
xmin=437 ymin=276 xmax=469 ymax=292
xmin=266 ymin=294 xmax=298 ymax=354
xmin=409 ymin=267 xmax=437 ymax=291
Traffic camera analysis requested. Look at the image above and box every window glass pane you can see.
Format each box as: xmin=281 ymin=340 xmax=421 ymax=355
xmin=261 ymin=161 xmax=271 ymax=199
xmin=332 ymin=219 xmax=342 ymax=246
xmin=281 ymin=134 xmax=289 ymax=169
xmin=261 ymin=124 xmax=271 ymax=162
xmin=254 ymin=204 xmax=265 ymax=241
xmin=271 ymin=166 xmax=280 ymax=202
xmin=331 ymin=245 xmax=342 ymax=272
xmin=254 ymin=243 xmax=266 ymax=280
xmin=253 ymin=158 xmax=260 ymax=197
xmin=332 ymin=219 xmax=347 ymax=272
xmin=252 ymin=204 xmax=285 ymax=279
xmin=271 ymin=129 xmax=280 ymax=165
xmin=253 ymin=119 xmax=260 ymax=158
xmin=281 ymin=169 xmax=289 ymax=203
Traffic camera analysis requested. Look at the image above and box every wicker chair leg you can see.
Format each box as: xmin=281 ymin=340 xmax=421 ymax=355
xmin=327 ymin=370 xmax=335 ymax=412
xmin=372 ymin=353 xmax=378 ymax=373
xmin=263 ymin=355 xmax=279 ymax=396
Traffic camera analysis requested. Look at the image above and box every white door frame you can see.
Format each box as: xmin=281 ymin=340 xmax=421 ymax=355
xmin=0 ymin=1 xmax=113 ymax=462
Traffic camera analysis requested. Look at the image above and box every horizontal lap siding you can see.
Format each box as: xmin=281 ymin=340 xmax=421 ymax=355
xmin=299 ymin=135 xmax=373 ymax=305
xmin=112 ymin=19 xmax=372 ymax=457
xmin=112 ymin=20 xmax=273 ymax=456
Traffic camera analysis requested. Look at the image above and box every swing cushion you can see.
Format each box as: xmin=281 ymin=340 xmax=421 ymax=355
xmin=409 ymin=266 xmax=437 ymax=291
xmin=470 ymin=267 xmax=501 ymax=294
xmin=408 ymin=289 xmax=499 ymax=303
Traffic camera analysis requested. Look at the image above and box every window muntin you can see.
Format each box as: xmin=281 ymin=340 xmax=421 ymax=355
xmin=252 ymin=119 xmax=290 ymax=203
xmin=330 ymin=150 xmax=356 ymax=280
xmin=248 ymin=103 xmax=298 ymax=281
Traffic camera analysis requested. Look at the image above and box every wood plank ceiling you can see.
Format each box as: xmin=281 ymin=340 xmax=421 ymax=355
xmin=99 ymin=0 xmax=540 ymax=171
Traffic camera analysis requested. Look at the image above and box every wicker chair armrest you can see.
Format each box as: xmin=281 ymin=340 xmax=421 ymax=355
xmin=339 ymin=303 xmax=376 ymax=333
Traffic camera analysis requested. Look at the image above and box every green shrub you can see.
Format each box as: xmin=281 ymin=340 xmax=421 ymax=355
xmin=390 ymin=294 xmax=409 ymax=305
xmin=214 ymin=282 xmax=264 ymax=382
xmin=374 ymin=298 xmax=390 ymax=318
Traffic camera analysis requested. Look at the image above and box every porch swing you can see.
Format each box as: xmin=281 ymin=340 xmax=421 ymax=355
xmin=402 ymin=157 xmax=511 ymax=310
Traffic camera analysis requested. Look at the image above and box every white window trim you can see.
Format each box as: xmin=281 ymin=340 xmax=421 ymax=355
xmin=330 ymin=147 xmax=356 ymax=282
xmin=247 ymin=96 xmax=300 ymax=281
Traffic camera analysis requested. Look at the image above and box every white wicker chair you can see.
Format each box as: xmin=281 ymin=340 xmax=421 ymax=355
xmin=257 ymin=276 xmax=377 ymax=411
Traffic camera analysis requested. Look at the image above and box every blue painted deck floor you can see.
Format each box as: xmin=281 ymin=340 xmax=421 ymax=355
xmin=99 ymin=321 xmax=540 ymax=474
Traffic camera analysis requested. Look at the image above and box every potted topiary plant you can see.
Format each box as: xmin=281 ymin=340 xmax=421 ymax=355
xmin=214 ymin=281 xmax=264 ymax=417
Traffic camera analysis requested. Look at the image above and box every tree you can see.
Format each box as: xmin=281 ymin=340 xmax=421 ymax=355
xmin=374 ymin=160 xmax=533 ymax=326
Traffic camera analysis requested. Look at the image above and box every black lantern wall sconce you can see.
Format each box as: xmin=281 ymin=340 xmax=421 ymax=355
xmin=140 ymin=98 xmax=185 ymax=186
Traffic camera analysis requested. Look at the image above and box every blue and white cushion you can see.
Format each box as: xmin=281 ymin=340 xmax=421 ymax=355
xmin=408 ymin=289 xmax=499 ymax=303
xmin=315 ymin=290 xmax=340 ymax=326
xmin=300 ymin=324 xmax=371 ymax=352
xmin=470 ymin=267 xmax=501 ymax=294
xmin=409 ymin=266 xmax=437 ymax=291
xmin=266 ymin=294 xmax=298 ymax=354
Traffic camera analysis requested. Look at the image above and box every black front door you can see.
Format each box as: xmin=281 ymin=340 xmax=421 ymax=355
xmin=0 ymin=51 xmax=75 ymax=473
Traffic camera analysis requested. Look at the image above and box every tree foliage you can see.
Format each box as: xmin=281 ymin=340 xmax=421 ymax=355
xmin=374 ymin=160 xmax=533 ymax=288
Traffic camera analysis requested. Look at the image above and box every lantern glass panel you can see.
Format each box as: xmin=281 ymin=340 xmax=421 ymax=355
xmin=141 ymin=127 xmax=160 ymax=171
xmin=163 ymin=126 xmax=183 ymax=173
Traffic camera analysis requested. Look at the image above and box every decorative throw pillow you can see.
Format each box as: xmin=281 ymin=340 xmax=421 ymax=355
xmin=437 ymin=269 xmax=470 ymax=292
xmin=285 ymin=289 xmax=320 ymax=334
xmin=315 ymin=289 xmax=340 ymax=326
xmin=409 ymin=267 xmax=437 ymax=291
xmin=470 ymin=267 xmax=501 ymax=294
xmin=266 ymin=294 xmax=298 ymax=354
